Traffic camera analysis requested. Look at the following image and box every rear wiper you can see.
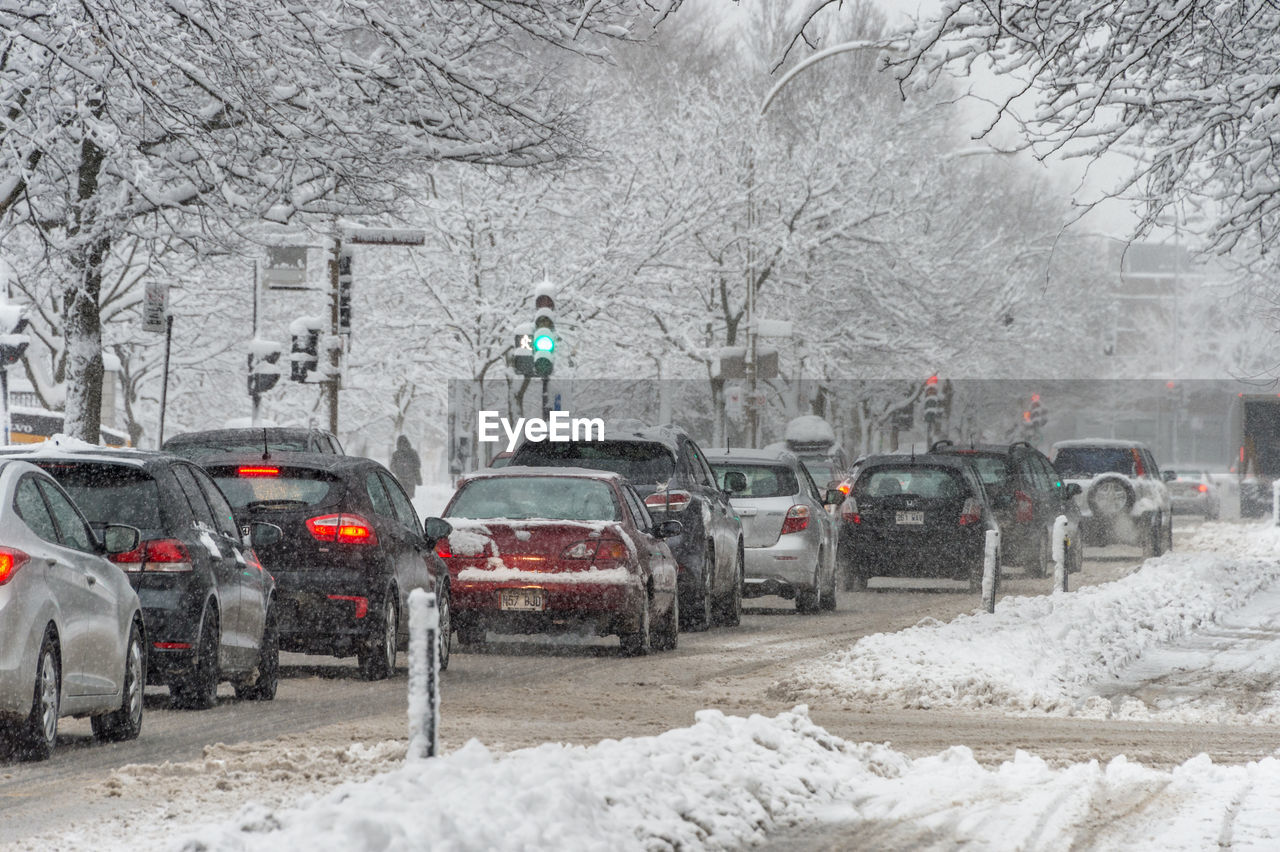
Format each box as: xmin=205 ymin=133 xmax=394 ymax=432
xmin=244 ymin=499 xmax=308 ymax=510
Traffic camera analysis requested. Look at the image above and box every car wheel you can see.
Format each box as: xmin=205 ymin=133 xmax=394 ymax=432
xmin=1165 ymin=515 xmax=1174 ymax=552
xmin=1142 ymin=514 xmax=1162 ymax=558
xmin=653 ymin=593 xmax=679 ymax=652
xmin=619 ymin=593 xmax=651 ymax=656
xmin=1068 ymin=538 xmax=1085 ymax=574
xmin=456 ymin=620 xmax=486 ymax=650
xmin=235 ymin=607 xmax=279 ymax=701
xmin=682 ymin=546 xmax=715 ymax=632
xmin=820 ymin=550 xmax=838 ymax=611
xmin=1027 ymin=531 xmax=1050 ymax=578
xmin=172 ymin=608 xmax=220 ymax=710
xmin=436 ymin=580 xmax=452 ymax=673
xmin=715 ymin=544 xmax=743 ymax=627
xmin=796 ymin=574 xmax=821 ymax=614
xmin=14 ymin=630 xmax=59 ymax=761
xmin=93 ymin=621 xmax=145 ymax=741
xmin=358 ymin=591 xmax=398 ymax=681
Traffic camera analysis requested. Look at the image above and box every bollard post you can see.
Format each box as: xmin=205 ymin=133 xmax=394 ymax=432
xmin=407 ymin=588 xmax=439 ymax=761
xmin=1052 ymin=515 xmax=1068 ymax=593
xmin=982 ymin=529 xmax=1000 ymax=614
xmin=1273 ymin=480 xmax=1280 ymax=526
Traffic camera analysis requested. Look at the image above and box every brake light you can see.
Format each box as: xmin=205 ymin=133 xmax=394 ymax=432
xmin=1198 ymin=483 xmax=1209 ymax=493
xmin=562 ymin=539 xmax=628 ymax=561
xmin=1014 ymin=490 xmax=1033 ymax=524
xmin=112 ymin=539 xmax=193 ymax=572
xmin=837 ymin=482 xmax=851 ymax=495
xmin=840 ymin=497 xmax=860 ymax=525
xmin=238 ymin=465 xmax=279 ymax=477
xmin=435 ymin=538 xmax=452 ymax=558
xmin=0 ymin=548 xmax=29 ymax=585
xmin=780 ymin=505 xmax=810 ymax=535
xmin=959 ymin=497 xmax=983 ymax=526
xmin=307 ymin=513 xmax=379 ymax=545
xmin=327 ymin=594 xmax=369 ymax=618
xmin=1131 ymin=449 xmax=1145 ymax=477
xmin=645 ymin=490 xmax=692 ymax=513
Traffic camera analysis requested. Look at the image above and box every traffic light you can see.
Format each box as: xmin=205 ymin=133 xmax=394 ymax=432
xmin=290 ymin=327 xmax=319 ymax=382
xmin=337 ymin=248 xmax=354 ymax=334
xmin=248 ymin=344 xmax=282 ymax=396
xmin=1030 ymin=393 xmax=1047 ymax=429
xmin=510 ymin=321 xmax=535 ymax=377
xmin=0 ymin=313 xmax=30 ymax=367
xmin=532 ymin=288 xmax=555 ymax=378
xmin=922 ymin=374 xmax=942 ymax=424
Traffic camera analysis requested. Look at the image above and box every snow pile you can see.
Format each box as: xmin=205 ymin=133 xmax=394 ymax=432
xmin=148 ymin=708 xmax=909 ymax=852
xmin=774 ymin=524 xmax=1280 ymax=714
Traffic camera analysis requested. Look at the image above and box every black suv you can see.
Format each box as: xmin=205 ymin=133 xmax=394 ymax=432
xmin=163 ymin=426 xmax=344 ymax=459
xmin=929 ymin=441 xmax=1084 ymax=576
xmin=4 ymin=446 xmax=281 ymax=708
xmin=509 ymin=422 xmax=744 ymax=632
xmin=197 ymin=452 xmax=451 ymax=678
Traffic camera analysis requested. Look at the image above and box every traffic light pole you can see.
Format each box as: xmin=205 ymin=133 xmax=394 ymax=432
xmin=327 ymin=229 xmax=342 ymax=435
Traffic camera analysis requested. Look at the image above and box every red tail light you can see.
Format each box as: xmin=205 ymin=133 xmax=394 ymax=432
xmin=1014 ymin=490 xmax=1033 ymax=524
xmin=1130 ymin=449 xmax=1145 ymax=477
xmin=562 ymin=539 xmax=629 ymax=561
xmin=837 ymin=481 xmax=851 ymax=495
xmin=780 ymin=505 xmax=811 ymax=535
xmin=307 ymin=513 xmax=379 ymax=545
xmin=645 ymin=490 xmax=692 ymax=513
xmin=435 ymin=538 xmax=452 ymax=558
xmin=1198 ymin=483 xmax=1209 ymax=493
xmin=238 ymin=465 xmax=279 ymax=477
xmin=327 ymin=595 xmax=369 ymax=618
xmin=959 ymin=497 xmax=983 ymax=526
xmin=0 ymin=548 xmax=29 ymax=585
xmin=112 ymin=539 xmax=193 ymax=572
xmin=840 ymin=497 xmax=860 ymax=525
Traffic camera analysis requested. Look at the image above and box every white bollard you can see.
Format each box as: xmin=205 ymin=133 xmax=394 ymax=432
xmin=982 ymin=529 xmax=1000 ymax=614
xmin=407 ymin=588 xmax=440 ymax=761
xmin=1052 ymin=515 xmax=1069 ymax=593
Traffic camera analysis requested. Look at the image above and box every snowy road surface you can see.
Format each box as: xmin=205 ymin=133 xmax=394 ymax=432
xmin=7 ymin=520 xmax=1280 ymax=849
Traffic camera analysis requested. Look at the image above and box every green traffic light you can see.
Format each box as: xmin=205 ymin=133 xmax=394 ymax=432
xmin=532 ymin=332 xmax=555 ymax=352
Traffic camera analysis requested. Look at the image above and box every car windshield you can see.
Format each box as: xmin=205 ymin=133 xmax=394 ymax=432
xmin=513 ymin=440 xmax=676 ymax=486
xmin=447 ymin=476 xmax=620 ymax=521
xmin=709 ymin=463 xmax=799 ymax=499
xmin=37 ymin=462 xmax=164 ymax=531
xmin=855 ymin=467 xmax=966 ymax=500
xmin=1053 ymin=447 xmax=1137 ymax=478
xmin=210 ymin=468 xmax=336 ymax=509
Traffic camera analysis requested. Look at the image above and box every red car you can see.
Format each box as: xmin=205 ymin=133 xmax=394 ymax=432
xmin=438 ymin=468 xmax=681 ymax=655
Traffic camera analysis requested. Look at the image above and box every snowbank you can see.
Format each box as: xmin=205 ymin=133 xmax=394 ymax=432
xmin=774 ymin=524 xmax=1280 ymax=714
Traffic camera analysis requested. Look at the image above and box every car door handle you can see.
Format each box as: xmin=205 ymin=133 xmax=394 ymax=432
xmin=85 ymin=573 xmax=97 ymax=586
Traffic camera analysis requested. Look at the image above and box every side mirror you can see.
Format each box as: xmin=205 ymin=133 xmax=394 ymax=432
xmin=722 ymin=471 xmax=748 ymax=494
xmin=247 ymin=521 xmax=283 ymax=549
xmin=824 ymin=489 xmax=845 ymax=506
xmin=655 ymin=519 xmax=683 ymax=539
xmin=1063 ymin=482 xmax=1082 ymax=498
xmin=102 ymin=524 xmax=140 ymax=555
xmin=423 ymin=516 xmax=453 ymax=546
xmin=1161 ymin=471 xmax=1176 ymax=482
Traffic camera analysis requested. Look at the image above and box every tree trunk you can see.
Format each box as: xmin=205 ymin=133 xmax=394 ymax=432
xmin=64 ymin=117 xmax=107 ymax=444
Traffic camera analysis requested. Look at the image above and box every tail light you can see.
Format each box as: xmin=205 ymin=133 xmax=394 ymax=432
xmin=1198 ymin=483 xmax=1209 ymax=493
xmin=837 ymin=481 xmax=851 ymax=495
xmin=780 ymin=505 xmax=811 ymax=535
xmin=840 ymin=497 xmax=861 ymax=525
xmin=562 ymin=539 xmax=629 ymax=561
xmin=112 ymin=539 xmax=193 ymax=572
xmin=1130 ymin=449 xmax=1145 ymax=477
xmin=0 ymin=547 xmax=29 ymax=585
xmin=959 ymin=497 xmax=983 ymax=526
xmin=435 ymin=538 xmax=452 ymax=558
xmin=1014 ymin=490 xmax=1033 ymax=524
xmin=306 ymin=513 xmax=379 ymax=545
xmin=645 ymin=490 xmax=692 ymax=514
xmin=238 ymin=465 xmax=279 ymax=477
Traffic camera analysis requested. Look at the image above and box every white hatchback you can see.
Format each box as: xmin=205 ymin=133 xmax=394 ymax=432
xmin=0 ymin=460 xmax=144 ymax=761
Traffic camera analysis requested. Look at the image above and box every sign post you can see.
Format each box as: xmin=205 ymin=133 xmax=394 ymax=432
xmin=142 ymin=284 xmax=172 ymax=447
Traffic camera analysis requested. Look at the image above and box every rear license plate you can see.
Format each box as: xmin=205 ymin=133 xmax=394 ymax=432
xmin=499 ymin=588 xmax=546 ymax=611
xmin=895 ymin=511 xmax=925 ymax=525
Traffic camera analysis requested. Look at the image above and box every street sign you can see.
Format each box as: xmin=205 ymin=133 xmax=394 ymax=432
xmin=142 ymin=281 xmax=169 ymax=333
xmin=345 ymin=228 xmax=426 ymax=246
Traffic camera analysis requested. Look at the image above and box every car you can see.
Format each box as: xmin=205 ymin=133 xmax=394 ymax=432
xmin=0 ymin=459 xmax=144 ymax=760
xmin=929 ymin=440 xmax=1084 ymax=577
xmin=508 ymin=421 xmax=744 ymax=632
xmin=163 ymin=426 xmax=344 ymax=459
xmin=1163 ymin=468 xmax=1221 ymax=519
xmin=196 ymin=451 xmax=451 ymax=679
xmin=1 ymin=445 xmax=283 ymax=708
xmin=1050 ymin=439 xmax=1173 ymax=556
xmin=438 ymin=467 xmax=681 ymax=654
xmin=839 ymin=453 xmax=1002 ymax=594
xmin=705 ymin=448 xmax=840 ymax=613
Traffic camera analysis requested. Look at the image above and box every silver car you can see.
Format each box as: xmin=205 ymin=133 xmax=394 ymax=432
xmin=0 ymin=460 xmax=144 ymax=761
xmin=706 ymin=448 xmax=839 ymax=613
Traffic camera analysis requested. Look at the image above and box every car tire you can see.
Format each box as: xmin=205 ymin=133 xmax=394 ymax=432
xmin=620 ymin=593 xmax=651 ymax=656
xmin=13 ymin=630 xmax=60 ymax=761
xmin=92 ymin=622 xmax=145 ymax=741
xmin=1165 ymin=515 xmax=1174 ymax=552
xmin=819 ymin=550 xmax=838 ymax=611
xmin=796 ymin=577 xmax=821 ymax=614
xmin=234 ymin=607 xmax=279 ymax=701
xmin=1068 ymin=538 xmax=1085 ymax=574
xmin=1027 ymin=531 xmax=1050 ymax=578
xmin=358 ymin=590 xmax=398 ymax=681
xmin=1142 ymin=514 xmax=1162 ymax=558
xmin=652 ymin=593 xmax=679 ymax=652
xmin=172 ymin=608 xmax=220 ymax=710
xmin=715 ymin=544 xmax=743 ymax=627
xmin=436 ymin=580 xmax=452 ymax=673
xmin=456 ymin=621 xmax=486 ymax=650
xmin=682 ymin=546 xmax=715 ymax=632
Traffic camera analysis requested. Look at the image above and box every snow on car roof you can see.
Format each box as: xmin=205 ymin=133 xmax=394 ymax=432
xmin=703 ymin=447 xmax=800 ymax=465
xmin=1052 ymin=438 xmax=1152 ymax=449
xmin=783 ymin=415 xmax=835 ymax=445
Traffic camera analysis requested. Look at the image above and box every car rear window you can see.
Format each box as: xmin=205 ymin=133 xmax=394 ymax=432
xmin=954 ymin=454 xmax=1008 ymax=487
xmin=798 ymin=458 xmax=837 ymax=486
xmin=209 ymin=467 xmax=337 ymax=510
xmin=37 ymin=462 xmax=164 ymax=530
xmin=855 ymin=467 xmax=967 ymax=500
xmin=708 ymin=463 xmax=799 ymax=498
xmin=1053 ymin=447 xmax=1136 ymax=478
xmin=512 ymin=440 xmax=676 ymax=486
xmin=167 ymin=439 xmax=315 ymax=459
xmin=447 ymin=476 xmax=620 ymax=521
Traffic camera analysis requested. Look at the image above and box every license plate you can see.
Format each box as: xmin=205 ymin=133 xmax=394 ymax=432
xmin=895 ymin=511 xmax=924 ymax=525
xmin=499 ymin=588 xmax=546 ymax=611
